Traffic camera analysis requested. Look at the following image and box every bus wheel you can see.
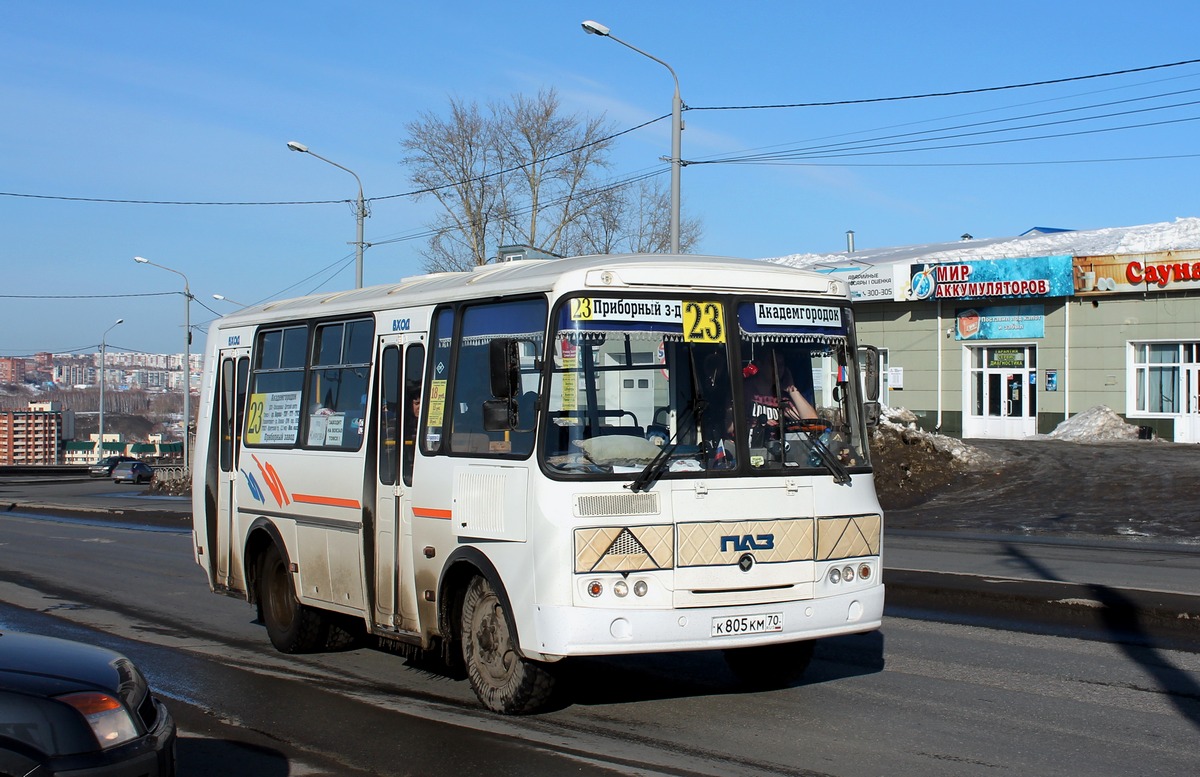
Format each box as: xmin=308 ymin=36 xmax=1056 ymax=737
xmin=460 ymin=575 xmax=556 ymax=714
xmin=259 ymin=543 xmax=325 ymax=654
xmin=723 ymin=639 xmax=815 ymax=689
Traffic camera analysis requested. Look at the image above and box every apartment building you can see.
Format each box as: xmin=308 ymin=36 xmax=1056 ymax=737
xmin=0 ymin=401 xmax=72 ymax=464
xmin=0 ymin=356 xmax=27 ymax=385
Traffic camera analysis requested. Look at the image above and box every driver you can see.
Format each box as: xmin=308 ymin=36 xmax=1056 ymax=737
xmin=743 ymin=346 xmax=818 ymax=446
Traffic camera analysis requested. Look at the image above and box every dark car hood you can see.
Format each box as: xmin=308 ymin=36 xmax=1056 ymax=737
xmin=0 ymin=631 xmax=129 ymax=696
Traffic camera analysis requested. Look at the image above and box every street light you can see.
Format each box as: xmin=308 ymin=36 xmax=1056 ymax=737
xmin=212 ymin=293 xmax=246 ymax=308
xmin=286 ymin=141 xmax=369 ymax=288
xmin=582 ymin=19 xmax=683 ymax=254
xmin=97 ymin=318 xmax=123 ymax=463
xmin=133 ymin=256 xmax=193 ymax=472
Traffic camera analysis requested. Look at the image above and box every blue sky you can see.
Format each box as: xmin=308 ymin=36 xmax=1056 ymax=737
xmin=3 ymin=1 xmax=1199 ymax=356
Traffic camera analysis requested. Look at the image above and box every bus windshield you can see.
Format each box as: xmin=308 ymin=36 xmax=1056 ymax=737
xmin=543 ymin=295 xmax=870 ymax=479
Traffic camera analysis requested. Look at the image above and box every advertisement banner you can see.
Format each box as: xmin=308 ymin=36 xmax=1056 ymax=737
xmin=896 ymin=255 xmax=1074 ymax=301
xmin=1072 ymin=250 xmax=1200 ymax=296
xmin=954 ymin=304 xmax=1045 ymax=340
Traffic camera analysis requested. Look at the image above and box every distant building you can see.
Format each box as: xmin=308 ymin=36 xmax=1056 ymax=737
xmin=0 ymin=401 xmax=72 ymax=464
xmin=0 ymin=357 xmax=27 ymax=385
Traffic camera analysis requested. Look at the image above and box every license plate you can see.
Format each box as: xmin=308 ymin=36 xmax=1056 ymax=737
xmin=711 ymin=612 xmax=784 ymax=637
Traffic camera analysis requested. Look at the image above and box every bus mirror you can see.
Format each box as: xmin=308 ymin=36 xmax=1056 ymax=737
xmin=489 ymin=339 xmax=520 ymax=399
xmin=863 ymin=400 xmax=882 ymax=427
xmin=862 ymin=345 xmax=880 ymax=402
xmin=482 ymin=398 xmax=515 ymax=432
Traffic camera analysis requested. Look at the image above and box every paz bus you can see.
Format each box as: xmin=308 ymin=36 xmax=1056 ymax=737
xmin=191 ymin=253 xmax=885 ymax=714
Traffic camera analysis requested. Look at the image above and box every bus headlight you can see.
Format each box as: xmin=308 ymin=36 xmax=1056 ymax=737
xmin=843 ymin=565 xmax=855 ymax=582
xmin=614 ymin=580 xmax=629 ymax=597
xmin=828 ymin=567 xmax=841 ymax=584
xmin=633 ymin=580 xmax=648 ymax=597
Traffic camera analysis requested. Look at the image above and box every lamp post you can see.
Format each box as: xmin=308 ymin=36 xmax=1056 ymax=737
xmin=133 ymin=256 xmax=192 ymax=472
xmin=582 ymin=19 xmax=682 ymax=254
xmin=286 ymin=141 xmax=368 ymax=288
xmin=97 ymin=318 xmax=123 ymax=463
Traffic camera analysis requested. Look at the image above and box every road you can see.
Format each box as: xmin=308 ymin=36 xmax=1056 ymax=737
xmin=1 ymin=502 xmax=1197 ymax=776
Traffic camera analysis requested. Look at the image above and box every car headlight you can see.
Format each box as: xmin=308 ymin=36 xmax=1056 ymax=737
xmin=58 ymin=692 xmax=140 ymax=749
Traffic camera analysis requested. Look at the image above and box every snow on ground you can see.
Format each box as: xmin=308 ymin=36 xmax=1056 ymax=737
xmin=876 ymin=406 xmax=995 ymax=466
xmin=877 ymin=403 xmax=1147 ymax=464
xmin=769 ymin=217 xmax=1200 ymax=269
xmin=1041 ymin=405 xmax=1144 ymax=441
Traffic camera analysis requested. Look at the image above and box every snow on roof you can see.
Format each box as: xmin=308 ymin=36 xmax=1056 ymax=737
xmin=768 ymin=217 xmax=1200 ymax=270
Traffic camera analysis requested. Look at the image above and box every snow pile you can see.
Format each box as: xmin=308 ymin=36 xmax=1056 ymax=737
xmin=877 ymin=406 xmax=994 ymax=466
xmin=1046 ymin=405 xmax=1143 ymax=442
xmin=770 ymin=217 xmax=1200 ymax=269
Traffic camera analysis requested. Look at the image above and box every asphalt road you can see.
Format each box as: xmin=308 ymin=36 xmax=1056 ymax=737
xmin=0 ymin=478 xmax=1197 ymax=775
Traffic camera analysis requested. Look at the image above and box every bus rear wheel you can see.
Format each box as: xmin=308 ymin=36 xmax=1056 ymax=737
xmin=460 ymin=575 xmax=556 ymax=714
xmin=723 ymin=639 xmax=816 ymax=689
xmin=259 ymin=543 xmax=326 ymax=653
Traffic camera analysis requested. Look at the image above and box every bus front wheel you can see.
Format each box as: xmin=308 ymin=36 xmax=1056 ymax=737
xmin=259 ymin=543 xmax=326 ymax=653
xmin=460 ymin=575 xmax=556 ymax=714
xmin=723 ymin=639 xmax=816 ymax=689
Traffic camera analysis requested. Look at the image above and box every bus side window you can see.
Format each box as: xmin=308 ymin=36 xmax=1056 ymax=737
xmin=402 ymin=343 xmax=424 ymax=485
xmin=306 ymin=319 xmax=373 ymax=450
xmin=450 ymin=298 xmax=546 ymax=458
xmin=378 ymin=345 xmax=400 ymax=486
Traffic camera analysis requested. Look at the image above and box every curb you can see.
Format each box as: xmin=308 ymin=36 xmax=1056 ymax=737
xmin=885 ymin=568 xmax=1200 ymax=650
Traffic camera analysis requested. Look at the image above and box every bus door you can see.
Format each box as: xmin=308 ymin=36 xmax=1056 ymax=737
xmin=373 ymin=333 xmax=425 ymax=633
xmin=215 ymin=347 xmax=250 ymax=588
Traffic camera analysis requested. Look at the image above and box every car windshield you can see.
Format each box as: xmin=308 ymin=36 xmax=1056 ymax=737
xmin=542 ymin=295 xmax=870 ymax=480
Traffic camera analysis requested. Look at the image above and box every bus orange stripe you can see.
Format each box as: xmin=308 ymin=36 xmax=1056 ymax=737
xmin=292 ymin=493 xmax=361 ymax=509
xmin=412 ymin=507 xmax=452 ymax=520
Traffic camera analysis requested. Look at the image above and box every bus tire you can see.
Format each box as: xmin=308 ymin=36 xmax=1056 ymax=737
xmin=723 ymin=639 xmax=815 ymax=689
xmin=460 ymin=575 xmax=556 ymax=714
xmin=259 ymin=543 xmax=326 ymax=654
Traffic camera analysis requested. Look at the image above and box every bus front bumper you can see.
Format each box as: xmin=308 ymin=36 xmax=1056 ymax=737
xmin=526 ymin=584 xmax=884 ymax=659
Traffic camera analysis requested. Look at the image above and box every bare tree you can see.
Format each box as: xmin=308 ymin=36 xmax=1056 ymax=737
xmin=401 ymin=88 xmax=700 ymax=271
xmin=574 ymin=178 xmax=703 ymax=255
xmin=402 ymin=98 xmax=505 ymax=272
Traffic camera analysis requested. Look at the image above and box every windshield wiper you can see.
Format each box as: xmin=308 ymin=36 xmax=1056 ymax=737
xmin=801 ymin=425 xmax=851 ymax=485
xmin=628 ymin=346 xmax=706 ymax=493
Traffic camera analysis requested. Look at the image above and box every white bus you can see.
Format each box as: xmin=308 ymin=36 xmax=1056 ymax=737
xmin=191 ymin=253 xmax=885 ymax=714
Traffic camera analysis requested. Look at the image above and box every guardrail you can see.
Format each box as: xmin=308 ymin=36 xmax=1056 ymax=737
xmin=0 ymin=464 xmax=191 ymax=482
xmin=152 ymin=465 xmax=189 ymax=483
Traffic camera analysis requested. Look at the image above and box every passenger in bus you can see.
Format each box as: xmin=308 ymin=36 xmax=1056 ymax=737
xmin=743 ymin=346 xmax=818 ymax=447
xmin=403 ymin=384 xmax=421 ymax=445
xmin=697 ymin=349 xmax=735 ymax=452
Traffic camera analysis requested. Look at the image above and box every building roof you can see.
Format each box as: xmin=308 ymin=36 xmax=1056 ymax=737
xmin=769 ymin=217 xmax=1200 ymax=271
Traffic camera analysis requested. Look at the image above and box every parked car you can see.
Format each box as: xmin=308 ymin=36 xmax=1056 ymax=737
xmin=112 ymin=461 xmax=155 ymax=485
xmin=88 ymin=455 xmax=138 ymax=478
xmin=0 ymin=630 xmax=176 ymax=776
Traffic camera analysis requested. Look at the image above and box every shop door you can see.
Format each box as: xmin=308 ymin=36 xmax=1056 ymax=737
xmin=1182 ymin=363 xmax=1200 ymax=443
xmin=965 ymin=345 xmax=1038 ymax=439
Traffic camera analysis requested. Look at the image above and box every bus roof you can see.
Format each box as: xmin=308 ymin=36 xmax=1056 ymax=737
xmin=211 ymin=253 xmax=847 ymax=330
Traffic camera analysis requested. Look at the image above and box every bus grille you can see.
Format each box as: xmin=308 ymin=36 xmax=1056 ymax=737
xmin=575 ymin=492 xmax=660 ymax=518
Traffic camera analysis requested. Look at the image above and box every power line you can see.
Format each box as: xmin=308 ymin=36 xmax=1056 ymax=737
xmin=701 ymin=113 xmax=1200 ymax=164
xmin=5 ymin=57 xmax=1198 ymax=209
xmin=689 ymin=56 xmax=1200 ymax=111
xmin=0 ymin=192 xmax=347 ymax=206
xmin=698 ymin=94 xmax=1200 ymax=165
xmin=726 ymin=153 xmax=1200 ymax=168
xmin=0 ymin=291 xmax=178 ymax=300
xmin=699 ymin=86 xmax=1200 ymax=164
